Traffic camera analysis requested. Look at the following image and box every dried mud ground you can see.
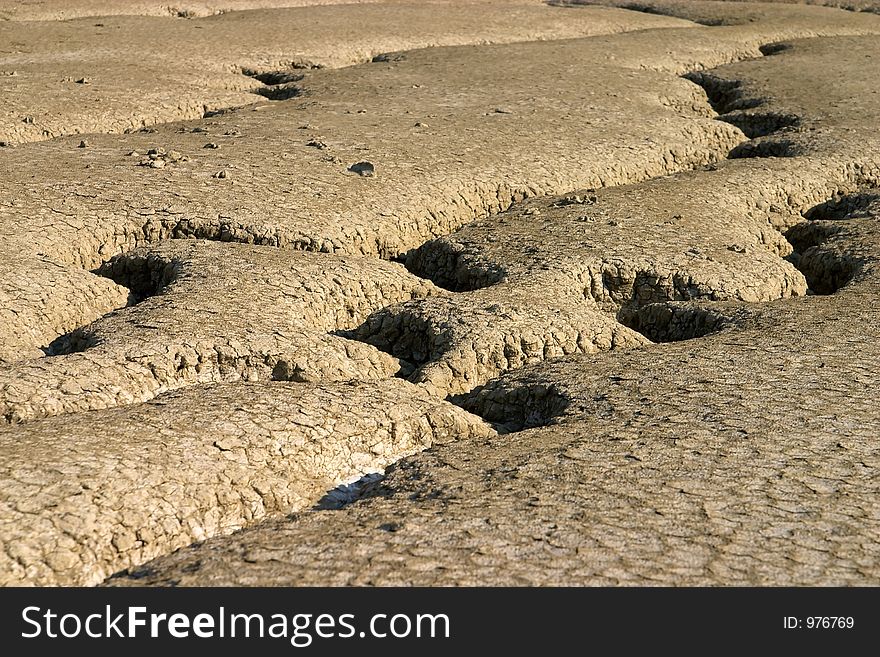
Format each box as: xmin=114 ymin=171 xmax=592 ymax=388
xmin=0 ymin=0 xmax=878 ymax=586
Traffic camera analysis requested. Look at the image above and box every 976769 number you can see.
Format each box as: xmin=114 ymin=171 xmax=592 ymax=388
xmin=784 ymin=616 xmax=854 ymax=629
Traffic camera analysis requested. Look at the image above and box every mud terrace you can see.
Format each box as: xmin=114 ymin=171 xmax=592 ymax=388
xmin=0 ymin=0 xmax=878 ymax=586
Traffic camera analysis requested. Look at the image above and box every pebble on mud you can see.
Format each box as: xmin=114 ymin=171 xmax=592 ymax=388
xmin=213 ymin=170 xmax=228 ymax=179
xmin=78 ymin=140 xmax=89 ymax=148
xmin=204 ymin=142 xmax=220 ymax=149
xmin=348 ymin=161 xmax=375 ymax=177
xmin=554 ymin=194 xmax=597 ymax=207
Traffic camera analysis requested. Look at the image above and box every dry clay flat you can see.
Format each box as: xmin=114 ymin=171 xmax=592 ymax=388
xmin=0 ymin=0 xmax=879 ymax=586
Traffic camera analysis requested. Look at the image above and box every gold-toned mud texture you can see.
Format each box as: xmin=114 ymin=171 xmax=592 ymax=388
xmin=1 ymin=0 xmax=878 ymax=586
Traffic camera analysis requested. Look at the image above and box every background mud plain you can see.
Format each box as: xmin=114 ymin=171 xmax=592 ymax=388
xmin=0 ymin=0 xmax=878 ymax=586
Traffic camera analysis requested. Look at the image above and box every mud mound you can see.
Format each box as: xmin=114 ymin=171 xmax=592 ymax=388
xmin=2 ymin=2 xmax=880 ymax=587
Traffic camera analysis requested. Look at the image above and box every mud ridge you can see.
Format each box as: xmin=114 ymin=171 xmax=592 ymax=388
xmin=0 ymin=379 xmax=494 ymax=586
xmin=343 ymin=55 xmax=825 ymax=398
xmin=56 ymin=12 xmax=880 ymax=591
xmin=0 ymin=242 xmax=441 ymax=424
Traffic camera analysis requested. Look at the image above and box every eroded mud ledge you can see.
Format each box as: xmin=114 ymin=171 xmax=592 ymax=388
xmin=0 ymin=1 xmax=879 ymax=587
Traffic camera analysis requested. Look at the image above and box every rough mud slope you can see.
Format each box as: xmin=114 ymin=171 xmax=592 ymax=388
xmin=0 ymin=380 xmax=492 ymax=586
xmin=1 ymin=2 xmax=879 ymax=587
xmin=4 ymin=6 xmax=879 ymax=365
xmin=556 ymin=0 xmax=880 ymax=21
xmin=0 ymin=1 xmax=554 ymax=21
xmin=0 ymin=1 xmax=383 ymax=21
xmin=0 ymin=242 xmax=439 ymax=422
xmin=1 ymin=26 xmax=760 ymax=364
xmin=111 ymin=31 xmax=880 ymax=586
xmin=0 ymin=3 xmax=692 ymax=144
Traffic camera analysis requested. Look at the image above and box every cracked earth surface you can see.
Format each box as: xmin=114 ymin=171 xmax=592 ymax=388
xmin=1 ymin=0 xmax=878 ymax=586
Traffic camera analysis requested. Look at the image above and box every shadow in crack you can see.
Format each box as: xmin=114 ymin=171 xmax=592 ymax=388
xmin=784 ymin=191 xmax=880 ymax=294
xmin=241 ymin=67 xmax=310 ymax=101
xmin=803 ymin=191 xmax=880 ymax=222
xmin=727 ymin=136 xmax=801 ymax=159
xmin=682 ymin=71 xmax=762 ymax=116
xmin=404 ymin=238 xmax=506 ymax=292
xmin=96 ymin=250 xmax=182 ymax=302
xmin=620 ymin=301 xmax=745 ymax=343
xmin=41 ymin=253 xmax=179 ymax=356
xmin=314 ymin=472 xmax=386 ymax=510
xmin=454 ymin=380 xmax=570 ymax=434
xmin=683 ymin=69 xmax=801 ymax=156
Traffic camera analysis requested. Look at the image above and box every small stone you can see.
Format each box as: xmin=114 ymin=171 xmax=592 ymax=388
xmin=727 ymin=244 xmax=747 ymax=254
xmin=149 ymin=159 xmax=166 ymax=169
xmin=348 ymin=161 xmax=375 ymax=177
xmin=494 ymin=107 xmax=513 ymax=114
xmin=204 ymin=142 xmax=220 ymax=149
xmin=127 ymin=150 xmax=140 ymax=157
xmin=554 ymin=194 xmax=598 ymax=207
xmin=166 ymin=150 xmax=184 ymax=162
xmin=306 ymin=139 xmax=327 ymax=149
xmin=213 ymin=170 xmax=228 ymax=179
xmin=414 ymin=122 xmax=427 ymax=127
xmin=75 ymin=77 xmax=90 ymax=84
xmin=372 ymin=53 xmax=405 ymax=63
xmin=147 ymin=147 xmax=166 ymax=156
xmin=192 ymin=127 xmax=207 ymax=133
xmin=524 ymin=208 xmax=541 ymax=216
xmin=59 ymin=380 xmax=83 ymax=395
xmin=78 ymin=140 xmax=89 ymax=148
xmin=22 ymin=116 xmax=35 ymax=124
